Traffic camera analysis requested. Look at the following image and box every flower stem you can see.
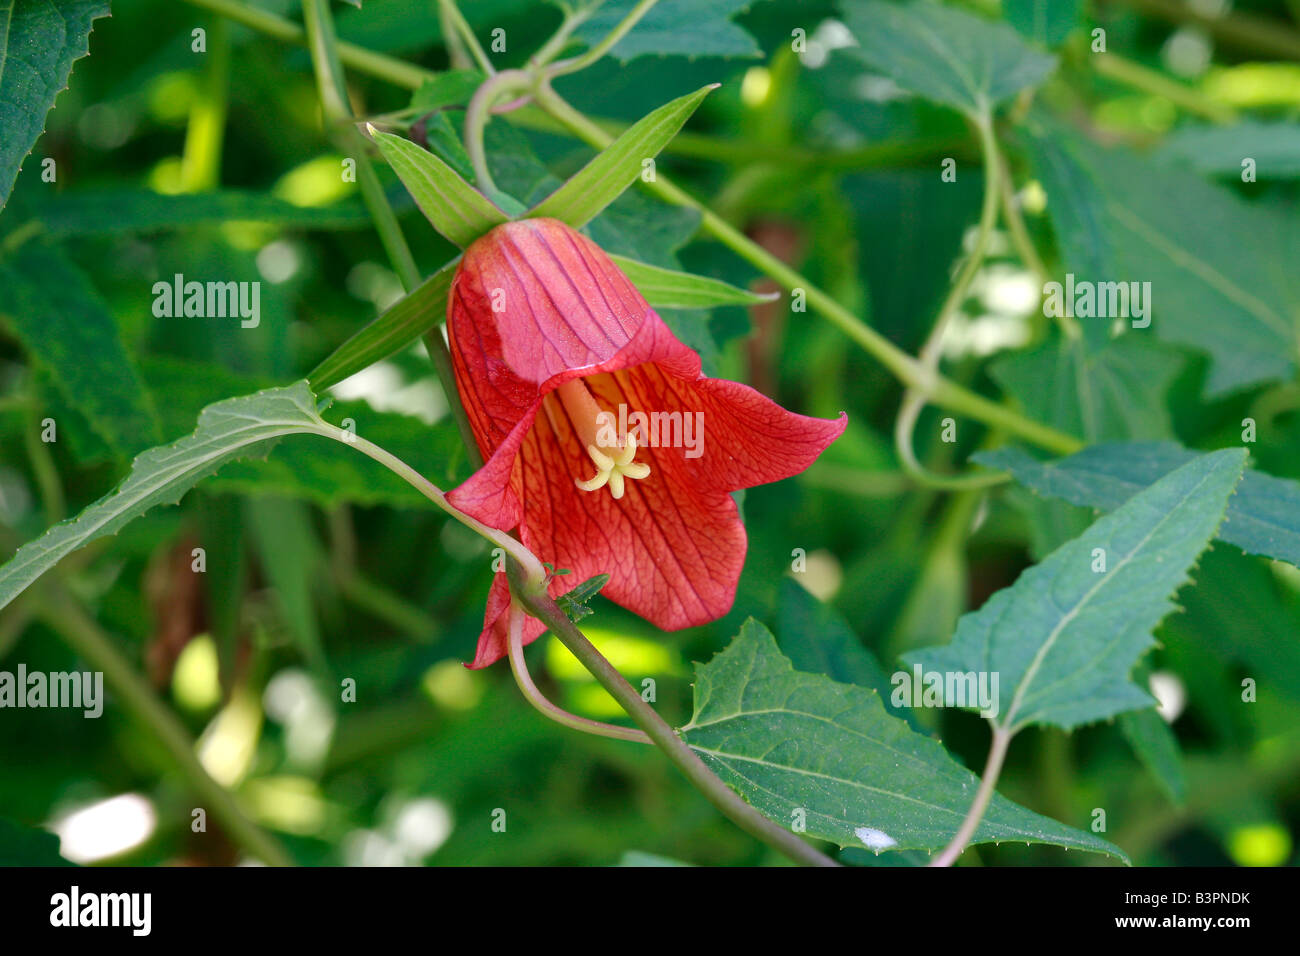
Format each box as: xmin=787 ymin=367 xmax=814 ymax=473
xmin=464 ymin=69 xmax=535 ymax=194
xmin=437 ymin=0 xmax=495 ymax=75
xmin=893 ymin=111 xmax=1013 ymax=490
xmin=506 ymin=602 xmax=652 ymax=744
xmin=509 ymin=569 xmax=841 ymax=867
xmin=930 ymin=725 xmax=1013 ymax=867
xmin=36 ymin=586 xmax=295 ymax=867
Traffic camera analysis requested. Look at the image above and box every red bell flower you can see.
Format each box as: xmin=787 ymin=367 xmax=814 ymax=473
xmin=444 ymin=218 xmax=846 ymax=668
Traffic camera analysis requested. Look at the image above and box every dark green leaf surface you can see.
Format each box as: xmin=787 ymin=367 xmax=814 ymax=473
xmin=30 ymin=190 xmax=375 ymax=236
xmin=840 ymin=0 xmax=1057 ymax=117
xmin=979 ymin=443 xmax=1300 ymax=570
xmin=0 ymin=240 xmax=158 ymax=455
xmin=0 ymin=0 xmax=109 ymax=208
xmin=574 ymin=0 xmax=761 ymax=60
xmin=1158 ymin=121 xmax=1300 ymax=179
xmin=681 ymin=620 xmax=1127 ymax=859
xmin=1004 ymin=0 xmax=1082 ymax=47
xmin=990 ymin=332 xmax=1184 ymax=443
xmin=1026 ymin=120 xmax=1300 ymax=393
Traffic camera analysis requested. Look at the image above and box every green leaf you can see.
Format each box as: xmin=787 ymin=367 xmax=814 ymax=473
xmin=1003 ymin=0 xmax=1082 ymax=48
xmin=840 ymin=0 xmax=1057 ymax=118
xmin=609 ymin=254 xmax=772 ymax=309
xmin=370 ymin=127 xmax=507 ymax=247
xmin=0 ymin=0 xmax=110 ymax=209
xmin=247 ymin=497 xmax=329 ymax=675
xmin=990 ymin=332 xmax=1184 ymax=443
xmin=1026 ymin=118 xmax=1300 ymax=393
xmin=0 ymin=240 xmax=159 ymax=456
xmin=681 ymin=620 xmax=1127 ymax=860
xmin=30 ymin=189 xmax=375 ymax=237
xmin=979 ymin=443 xmax=1300 ymax=570
xmin=908 ymin=449 xmax=1247 ymax=731
xmin=528 ymin=85 xmax=715 ymax=228
xmin=1158 ymin=120 xmax=1300 ymax=180
xmin=573 ymin=0 xmax=761 ymax=60
xmin=308 ymin=258 xmax=458 ymax=392
xmin=1119 ymin=707 xmax=1187 ymax=805
xmin=410 ymin=69 xmax=484 ymax=113
xmin=0 ymin=818 xmax=71 ymax=865
xmin=0 ymin=383 xmax=339 ymax=614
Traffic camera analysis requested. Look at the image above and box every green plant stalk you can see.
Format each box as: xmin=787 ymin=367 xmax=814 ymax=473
xmin=1092 ymin=52 xmax=1237 ymax=124
xmin=24 ymin=397 xmax=65 ymax=526
xmin=531 ymin=82 xmax=1083 ymax=456
xmin=180 ymin=17 xmax=230 ymax=191
xmin=437 ymin=0 xmax=473 ymax=70
xmin=302 ymin=0 xmax=480 ymax=460
xmin=894 ymin=112 xmax=1014 ymax=489
xmin=36 ymin=588 xmax=295 ymax=867
xmin=506 ymin=601 xmax=652 ymax=744
xmin=184 ymin=0 xmax=434 ymax=88
xmin=438 ymin=0 xmax=495 ymax=74
xmin=463 ymin=69 xmax=535 ymax=194
xmin=930 ymin=725 xmax=1013 ymax=867
xmin=508 ymin=567 xmax=841 ymax=867
xmin=1122 ymin=0 xmax=1300 ymax=61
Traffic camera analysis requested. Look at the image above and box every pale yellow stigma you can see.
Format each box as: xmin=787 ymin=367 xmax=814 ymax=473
xmin=553 ymin=378 xmax=651 ymax=500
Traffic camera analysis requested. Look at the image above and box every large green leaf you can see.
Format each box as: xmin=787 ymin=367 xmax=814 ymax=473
xmin=1158 ymin=120 xmax=1300 ymax=180
xmin=990 ymin=332 xmax=1184 ymax=443
xmin=572 ymin=0 xmax=761 ymax=60
xmin=908 ymin=449 xmax=1246 ymax=731
xmin=0 ymin=383 xmax=341 ymax=613
xmin=0 ymin=0 xmax=109 ymax=209
xmin=528 ymin=85 xmax=715 ymax=229
xmin=1026 ymin=119 xmax=1300 ymax=393
xmin=1004 ymin=0 xmax=1082 ymax=48
xmin=0 ymin=240 xmax=159 ymax=456
xmin=839 ymin=0 xmax=1057 ymax=118
xmin=978 ymin=443 xmax=1300 ymax=570
xmin=681 ymin=620 xmax=1126 ymax=860
xmin=370 ymin=127 xmax=507 ymax=247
